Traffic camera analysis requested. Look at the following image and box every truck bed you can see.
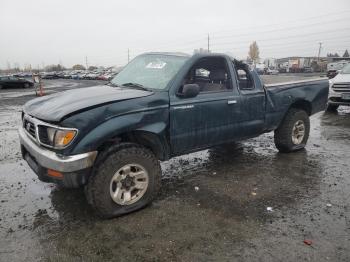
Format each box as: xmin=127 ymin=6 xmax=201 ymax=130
xmin=263 ymin=78 xmax=329 ymax=131
xmin=264 ymin=77 xmax=328 ymax=88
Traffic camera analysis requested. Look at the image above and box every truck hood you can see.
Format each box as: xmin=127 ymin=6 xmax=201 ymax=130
xmin=333 ymin=73 xmax=350 ymax=82
xmin=23 ymin=85 xmax=153 ymax=122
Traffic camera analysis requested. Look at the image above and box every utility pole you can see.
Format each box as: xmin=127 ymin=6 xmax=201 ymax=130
xmin=127 ymin=49 xmax=130 ymax=63
xmin=317 ymin=42 xmax=322 ymax=61
xmin=207 ymin=34 xmax=210 ymax=53
xmin=85 ymin=56 xmax=88 ymax=70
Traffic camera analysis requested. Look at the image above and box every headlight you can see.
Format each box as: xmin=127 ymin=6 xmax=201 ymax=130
xmin=38 ymin=125 xmax=77 ymax=149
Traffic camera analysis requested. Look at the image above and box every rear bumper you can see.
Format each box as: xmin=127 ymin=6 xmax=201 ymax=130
xmin=19 ymin=127 xmax=97 ymax=187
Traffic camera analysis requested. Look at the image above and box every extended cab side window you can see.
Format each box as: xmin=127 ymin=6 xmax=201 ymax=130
xmin=236 ymin=67 xmax=254 ymax=90
xmin=181 ymin=57 xmax=231 ymax=94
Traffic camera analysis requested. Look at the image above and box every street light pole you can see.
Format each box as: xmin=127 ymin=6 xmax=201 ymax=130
xmin=317 ymin=42 xmax=322 ymax=61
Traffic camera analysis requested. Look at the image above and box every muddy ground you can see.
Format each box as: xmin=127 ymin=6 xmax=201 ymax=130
xmin=0 ymin=77 xmax=349 ymax=262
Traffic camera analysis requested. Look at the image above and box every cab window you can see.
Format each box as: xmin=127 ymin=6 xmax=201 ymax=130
xmin=234 ymin=62 xmax=254 ymax=90
xmin=181 ymin=57 xmax=232 ymax=93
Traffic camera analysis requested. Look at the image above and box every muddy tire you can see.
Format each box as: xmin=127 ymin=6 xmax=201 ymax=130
xmin=325 ymin=104 xmax=339 ymax=112
xmin=85 ymin=143 xmax=161 ymax=218
xmin=274 ymin=108 xmax=310 ymax=153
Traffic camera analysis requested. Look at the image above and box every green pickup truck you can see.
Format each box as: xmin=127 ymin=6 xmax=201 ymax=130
xmin=19 ymin=52 xmax=329 ymax=218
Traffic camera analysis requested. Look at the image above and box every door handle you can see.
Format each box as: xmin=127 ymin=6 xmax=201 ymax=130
xmin=227 ymin=100 xmax=237 ymax=105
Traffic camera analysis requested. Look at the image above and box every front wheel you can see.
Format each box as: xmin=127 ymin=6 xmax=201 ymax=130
xmin=85 ymin=143 xmax=161 ymax=218
xmin=23 ymin=83 xmax=30 ymax=88
xmin=274 ymin=108 xmax=310 ymax=153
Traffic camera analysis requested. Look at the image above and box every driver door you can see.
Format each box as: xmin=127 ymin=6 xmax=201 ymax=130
xmin=169 ymin=56 xmax=242 ymax=155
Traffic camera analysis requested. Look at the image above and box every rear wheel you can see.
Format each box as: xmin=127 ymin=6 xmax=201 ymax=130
xmin=326 ymin=104 xmax=339 ymax=112
xmin=23 ymin=82 xmax=30 ymax=88
xmin=274 ymin=108 xmax=310 ymax=153
xmin=86 ymin=143 xmax=161 ymax=218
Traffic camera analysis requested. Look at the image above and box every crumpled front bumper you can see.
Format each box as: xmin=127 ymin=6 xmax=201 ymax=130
xmin=19 ymin=127 xmax=97 ymax=187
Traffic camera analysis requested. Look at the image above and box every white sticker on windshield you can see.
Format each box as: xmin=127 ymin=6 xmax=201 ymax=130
xmin=146 ymin=61 xmax=166 ymax=69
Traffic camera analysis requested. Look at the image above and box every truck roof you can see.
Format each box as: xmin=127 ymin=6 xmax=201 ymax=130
xmin=141 ymin=52 xmax=191 ymax=57
xmin=141 ymin=52 xmax=234 ymax=60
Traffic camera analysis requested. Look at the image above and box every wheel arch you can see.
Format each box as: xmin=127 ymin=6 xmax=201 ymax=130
xmin=69 ymin=109 xmax=170 ymax=160
xmin=95 ymin=126 xmax=170 ymax=161
xmin=289 ymin=99 xmax=312 ymax=116
xmin=274 ymin=99 xmax=312 ymax=131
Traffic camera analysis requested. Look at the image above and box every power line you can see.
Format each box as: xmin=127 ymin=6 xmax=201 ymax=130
xmin=116 ymin=23 xmax=350 ymax=55
xmin=211 ymin=27 xmax=350 ymax=48
xmin=212 ymin=17 xmax=350 ymax=40
xmin=208 ymin=9 xmax=350 ymax=37
xmin=209 ymin=35 xmax=350 ymax=52
xmin=126 ymin=11 xmax=350 ymax=53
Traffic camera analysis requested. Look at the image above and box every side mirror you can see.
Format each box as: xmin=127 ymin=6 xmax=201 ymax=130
xmin=179 ymin=84 xmax=200 ymax=98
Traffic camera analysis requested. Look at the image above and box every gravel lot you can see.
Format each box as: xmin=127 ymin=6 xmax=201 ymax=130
xmin=0 ymin=76 xmax=349 ymax=262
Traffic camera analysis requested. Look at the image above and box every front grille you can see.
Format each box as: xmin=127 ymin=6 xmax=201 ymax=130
xmin=333 ymin=82 xmax=350 ymax=93
xmin=23 ymin=119 xmax=36 ymax=138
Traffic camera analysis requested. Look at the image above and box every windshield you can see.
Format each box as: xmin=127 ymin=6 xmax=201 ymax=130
xmin=111 ymin=54 xmax=188 ymax=90
xmin=341 ymin=63 xmax=350 ymax=74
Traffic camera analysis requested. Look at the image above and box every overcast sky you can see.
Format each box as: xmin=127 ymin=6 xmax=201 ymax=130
xmin=1 ymin=0 xmax=349 ymax=69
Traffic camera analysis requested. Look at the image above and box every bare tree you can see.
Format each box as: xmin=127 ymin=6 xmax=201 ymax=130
xmin=248 ymin=41 xmax=260 ymax=63
xmin=45 ymin=64 xmax=66 ymax=72
xmin=72 ymin=64 xmax=86 ymax=70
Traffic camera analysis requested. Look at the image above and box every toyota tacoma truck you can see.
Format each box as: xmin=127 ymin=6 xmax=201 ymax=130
xmin=19 ymin=52 xmax=329 ymax=218
xmin=327 ymin=63 xmax=350 ymax=111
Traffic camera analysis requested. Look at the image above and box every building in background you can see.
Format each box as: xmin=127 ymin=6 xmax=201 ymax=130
xmin=263 ymin=58 xmax=277 ymax=69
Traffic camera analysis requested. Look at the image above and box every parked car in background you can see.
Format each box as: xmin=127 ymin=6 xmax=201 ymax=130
xmin=70 ymin=73 xmax=78 ymax=80
xmin=63 ymin=72 xmax=72 ymax=79
xmin=266 ymin=68 xmax=279 ymax=75
xmin=41 ymin=72 xmax=59 ymax=79
xmin=97 ymin=73 xmax=108 ymax=80
xmin=327 ymin=70 xmax=339 ymax=79
xmin=79 ymin=71 xmax=90 ymax=79
xmin=97 ymin=72 xmax=116 ymax=81
xmin=278 ymin=68 xmax=287 ymax=73
xmin=327 ymin=61 xmax=349 ymax=79
xmin=0 ymin=76 xmax=34 ymax=89
xmin=56 ymin=72 xmax=66 ymax=78
xmin=85 ymin=72 xmax=99 ymax=80
xmin=13 ymin=72 xmax=33 ymax=78
xmin=303 ymin=67 xmax=314 ymax=73
xmin=37 ymin=69 xmax=117 ymax=81
xmin=255 ymin=63 xmax=266 ymax=75
xmin=70 ymin=71 xmax=85 ymax=80
xmin=69 ymin=71 xmax=79 ymax=79
xmin=327 ymin=63 xmax=350 ymax=111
